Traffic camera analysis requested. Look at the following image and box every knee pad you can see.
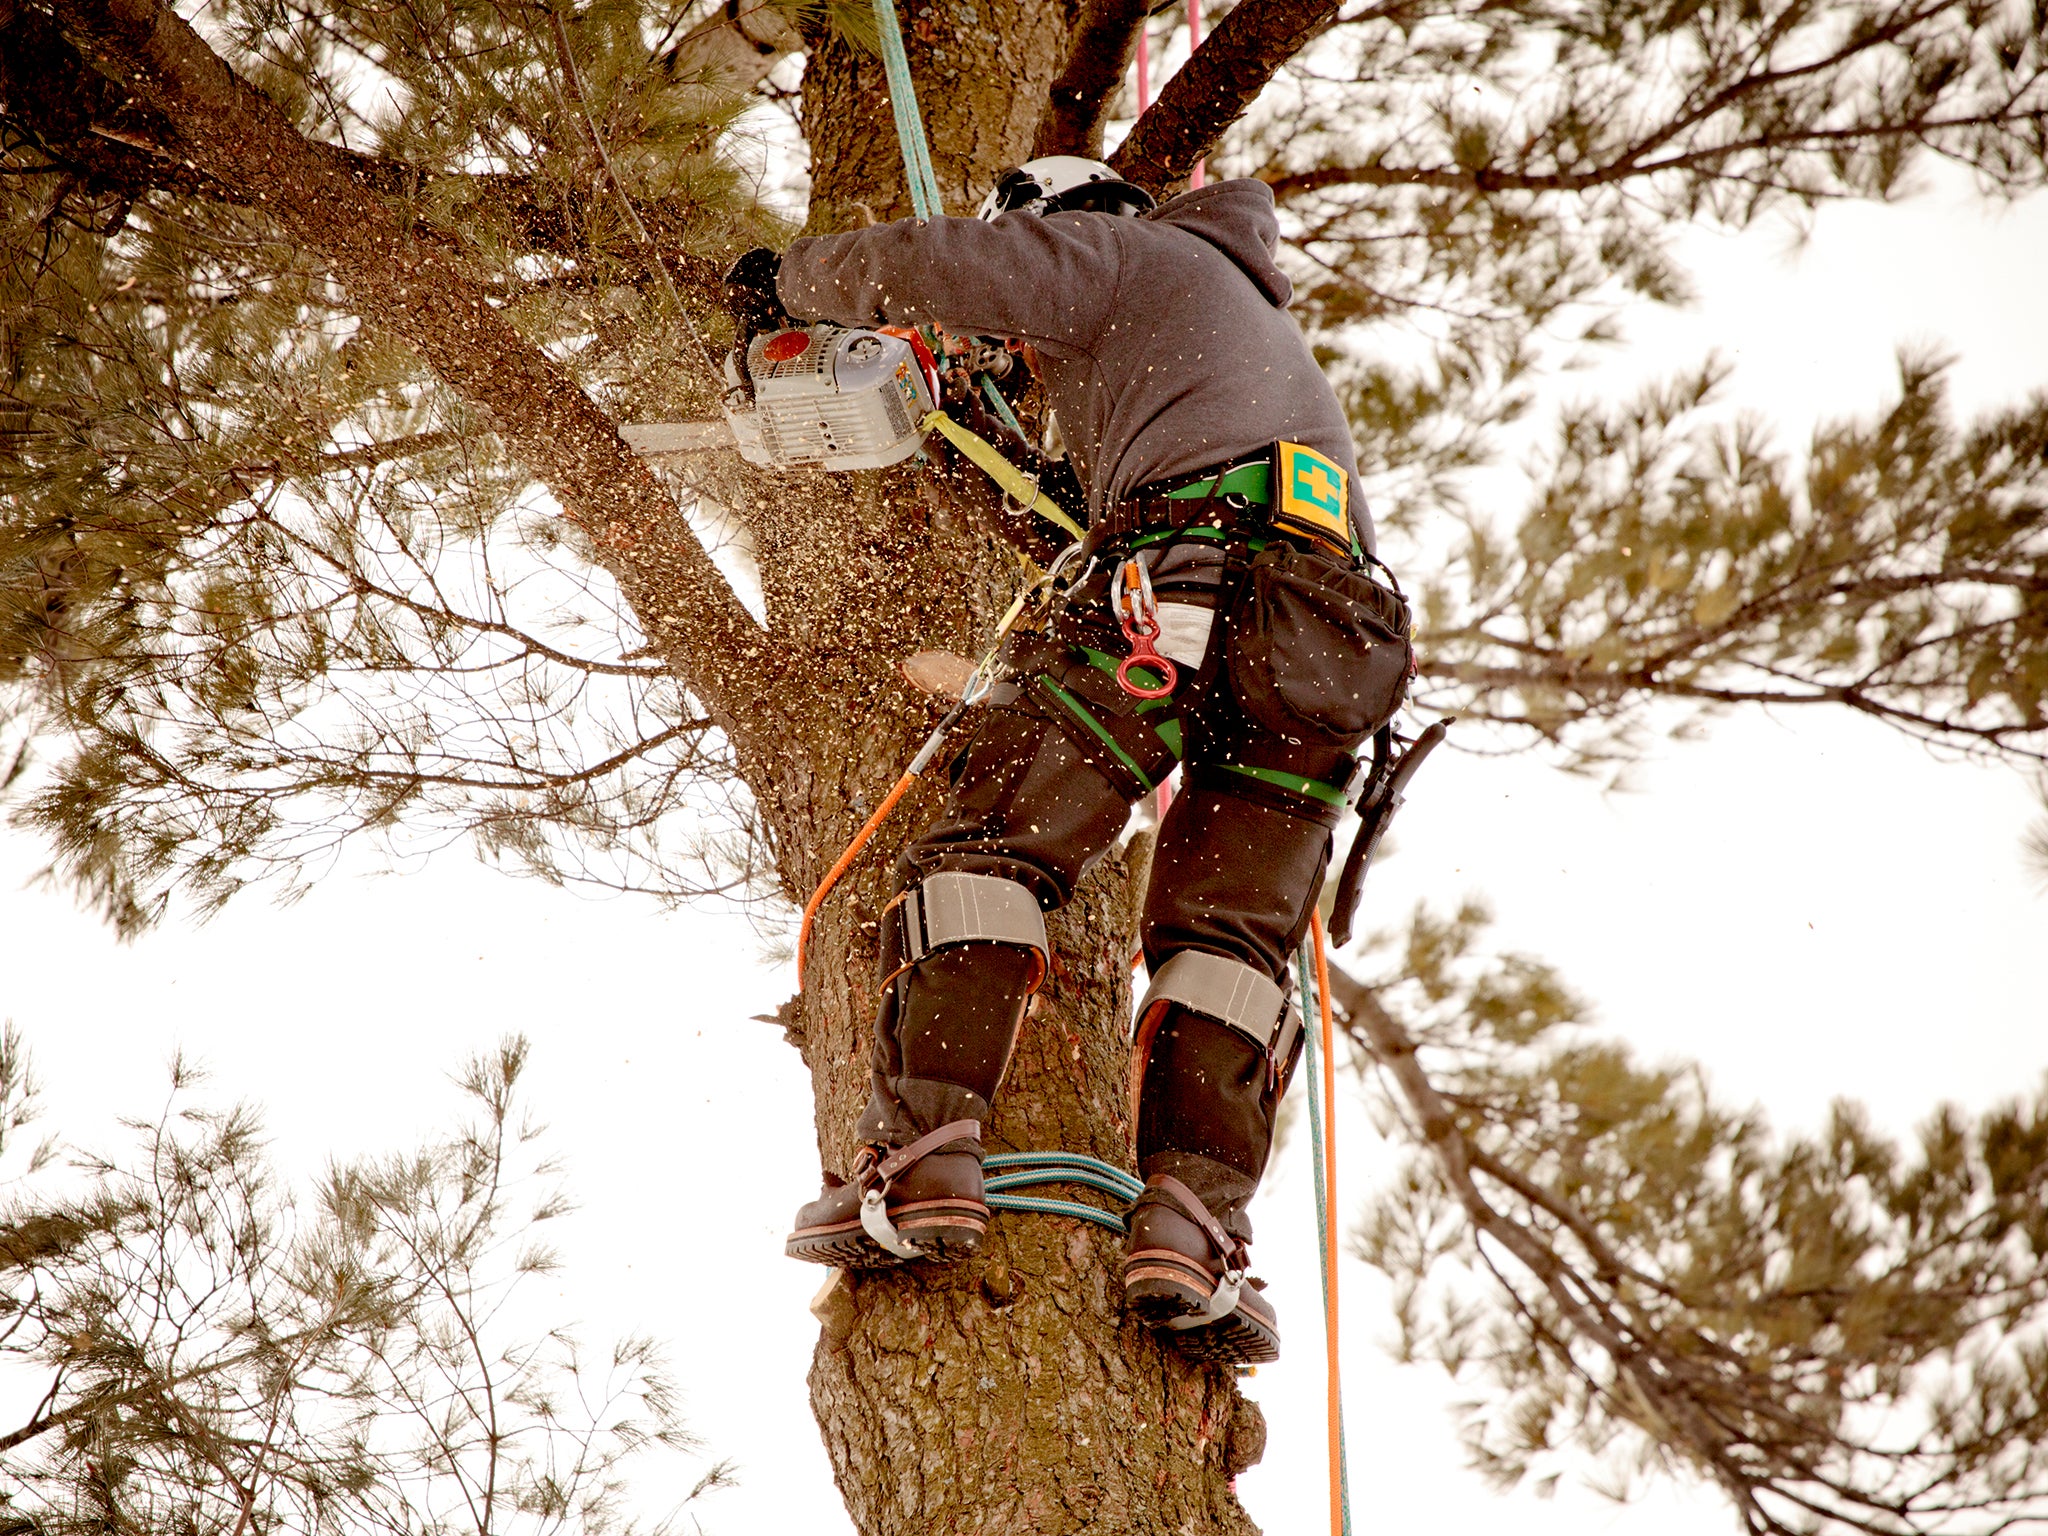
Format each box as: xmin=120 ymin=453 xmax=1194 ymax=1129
xmin=882 ymin=870 xmax=1051 ymax=991
xmin=875 ymin=871 xmax=1052 ymax=1107
xmin=1129 ymin=949 xmax=1302 ymax=1120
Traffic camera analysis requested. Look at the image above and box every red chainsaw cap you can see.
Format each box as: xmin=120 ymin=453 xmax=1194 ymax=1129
xmin=762 ymin=330 xmax=810 ymax=363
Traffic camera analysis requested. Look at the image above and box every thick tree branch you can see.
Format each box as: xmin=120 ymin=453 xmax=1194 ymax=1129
xmin=0 ymin=3 xmax=728 ymax=290
xmin=36 ymin=0 xmax=777 ymax=741
xmin=1032 ymin=0 xmax=1152 ymax=159
xmin=1109 ymin=0 xmax=1346 ymax=193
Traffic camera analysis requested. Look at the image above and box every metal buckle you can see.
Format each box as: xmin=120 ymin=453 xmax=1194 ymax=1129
xmin=851 ymin=1145 xmax=925 ymax=1257
xmin=850 ymin=1143 xmax=887 ymax=1195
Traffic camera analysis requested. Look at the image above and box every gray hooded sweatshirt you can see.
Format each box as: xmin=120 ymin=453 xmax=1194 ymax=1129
xmin=777 ymin=178 xmax=1373 ymax=551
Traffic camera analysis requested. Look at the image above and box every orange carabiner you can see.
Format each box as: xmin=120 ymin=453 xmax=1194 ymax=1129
xmin=1114 ymin=558 xmax=1178 ymax=700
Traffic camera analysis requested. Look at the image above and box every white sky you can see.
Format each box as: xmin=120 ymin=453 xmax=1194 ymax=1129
xmin=3 ymin=162 xmax=2045 ymax=1533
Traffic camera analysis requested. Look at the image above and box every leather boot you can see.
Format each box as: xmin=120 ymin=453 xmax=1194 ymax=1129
xmin=1122 ymin=1161 xmax=1279 ymax=1364
xmin=788 ymin=922 xmax=1038 ymax=1268
xmin=786 ymin=1120 xmax=990 ymax=1267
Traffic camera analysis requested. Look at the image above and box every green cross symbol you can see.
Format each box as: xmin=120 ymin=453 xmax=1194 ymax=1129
xmin=1292 ymin=457 xmax=1343 ymax=515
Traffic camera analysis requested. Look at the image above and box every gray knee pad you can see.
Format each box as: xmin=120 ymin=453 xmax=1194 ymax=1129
xmin=873 ymin=871 xmax=1053 ymax=1113
xmin=1130 ymin=950 xmax=1303 ymax=1181
xmin=888 ymin=870 xmax=1050 ymax=978
xmin=1134 ymin=949 xmax=1301 ymax=1070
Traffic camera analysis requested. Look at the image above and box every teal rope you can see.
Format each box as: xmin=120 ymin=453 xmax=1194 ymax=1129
xmin=987 ymin=1192 xmax=1129 ymax=1233
xmin=870 ymin=0 xmax=1047 ymax=463
xmin=983 ymin=1150 xmax=1140 ymax=1234
xmin=986 ymin=1150 xmax=1143 ymax=1200
xmin=870 ymin=0 xmax=943 ymax=219
xmin=980 ymin=375 xmax=1026 ymax=435
xmin=1299 ymin=946 xmax=1355 ymax=1536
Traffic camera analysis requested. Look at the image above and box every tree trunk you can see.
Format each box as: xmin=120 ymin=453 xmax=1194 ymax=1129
xmin=768 ymin=11 xmax=1269 ymax=1532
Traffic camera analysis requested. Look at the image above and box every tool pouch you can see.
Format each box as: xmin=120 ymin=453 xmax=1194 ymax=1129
xmin=1224 ymin=546 xmax=1413 ymax=752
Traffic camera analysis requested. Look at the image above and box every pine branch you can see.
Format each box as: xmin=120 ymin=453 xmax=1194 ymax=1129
xmin=1264 ymin=109 xmax=2048 ymax=202
xmin=38 ymin=0 xmax=780 ymax=743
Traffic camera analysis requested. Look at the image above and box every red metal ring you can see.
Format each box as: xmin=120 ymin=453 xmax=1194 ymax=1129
xmin=1116 ymin=653 xmax=1178 ymax=699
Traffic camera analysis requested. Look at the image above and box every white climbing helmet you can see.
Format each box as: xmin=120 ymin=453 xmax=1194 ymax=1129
xmin=976 ymin=156 xmax=1156 ymax=221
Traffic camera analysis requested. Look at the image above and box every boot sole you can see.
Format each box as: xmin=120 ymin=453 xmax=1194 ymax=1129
xmin=785 ymin=1198 xmax=989 ymax=1268
xmin=1124 ymin=1249 xmax=1281 ymax=1365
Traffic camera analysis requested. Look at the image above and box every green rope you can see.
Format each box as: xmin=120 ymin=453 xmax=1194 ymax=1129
xmin=870 ymin=0 xmax=944 ymax=219
xmin=1299 ymin=946 xmax=1356 ymax=1536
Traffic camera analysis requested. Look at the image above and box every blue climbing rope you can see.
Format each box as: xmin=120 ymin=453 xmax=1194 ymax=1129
xmin=1300 ymin=943 xmax=1356 ymax=1536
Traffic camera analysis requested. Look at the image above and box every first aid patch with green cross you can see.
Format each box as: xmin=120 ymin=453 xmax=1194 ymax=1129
xmin=1275 ymin=441 xmax=1350 ymax=550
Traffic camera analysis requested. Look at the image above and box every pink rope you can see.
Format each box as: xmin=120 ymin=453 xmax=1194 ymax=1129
xmin=1136 ymin=25 xmax=1151 ymax=112
xmin=1188 ymin=2 xmax=1205 ymax=187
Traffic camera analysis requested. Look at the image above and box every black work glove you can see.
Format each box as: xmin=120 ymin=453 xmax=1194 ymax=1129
xmin=723 ymin=247 xmax=790 ymax=342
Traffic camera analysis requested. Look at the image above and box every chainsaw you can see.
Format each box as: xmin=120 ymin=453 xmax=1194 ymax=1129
xmin=618 ymin=322 xmax=941 ymax=474
xmin=619 ymin=323 xmax=1032 ymax=476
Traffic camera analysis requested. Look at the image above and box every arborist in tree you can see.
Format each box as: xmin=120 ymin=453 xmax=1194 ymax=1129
xmin=727 ymin=157 xmax=1413 ymax=1365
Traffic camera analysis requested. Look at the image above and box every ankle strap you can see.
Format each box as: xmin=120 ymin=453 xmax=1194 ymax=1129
xmin=865 ymin=1119 xmax=982 ymax=1187
xmin=1148 ymin=1173 xmax=1249 ymax=1271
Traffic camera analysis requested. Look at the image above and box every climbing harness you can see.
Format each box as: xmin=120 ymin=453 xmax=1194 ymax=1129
xmin=1113 ymin=556 xmax=1179 ymax=699
xmin=1301 ymin=913 xmax=1354 ymax=1536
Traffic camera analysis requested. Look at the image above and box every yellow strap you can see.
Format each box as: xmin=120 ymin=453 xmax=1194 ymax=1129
xmin=922 ymin=411 xmax=1085 ymax=543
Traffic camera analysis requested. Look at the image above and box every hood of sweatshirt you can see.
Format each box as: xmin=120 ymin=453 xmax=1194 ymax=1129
xmin=1142 ymin=179 xmax=1292 ymax=308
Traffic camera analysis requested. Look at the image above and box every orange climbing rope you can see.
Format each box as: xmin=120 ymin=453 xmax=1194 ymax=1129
xmin=795 ymin=765 xmax=924 ymax=987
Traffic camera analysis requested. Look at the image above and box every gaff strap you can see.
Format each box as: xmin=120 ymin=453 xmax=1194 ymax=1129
xmin=923 ymin=411 xmax=1085 ymax=543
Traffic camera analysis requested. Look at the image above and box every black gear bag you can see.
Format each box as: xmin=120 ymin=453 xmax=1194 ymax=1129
xmin=1224 ymin=546 xmax=1413 ymax=753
